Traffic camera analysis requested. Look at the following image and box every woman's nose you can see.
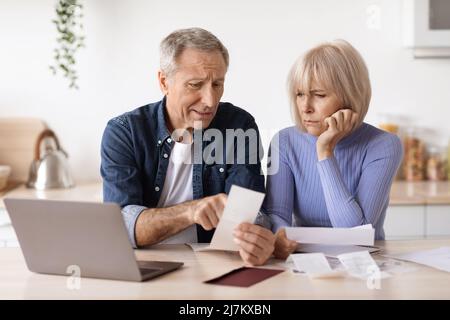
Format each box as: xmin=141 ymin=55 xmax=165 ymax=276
xmin=300 ymin=97 xmax=313 ymax=113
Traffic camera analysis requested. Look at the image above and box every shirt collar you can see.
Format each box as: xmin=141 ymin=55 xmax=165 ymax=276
xmin=156 ymin=96 xmax=171 ymax=143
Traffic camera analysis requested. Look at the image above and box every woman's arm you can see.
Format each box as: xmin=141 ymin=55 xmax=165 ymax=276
xmin=317 ymin=134 xmax=403 ymax=227
xmin=261 ymin=133 xmax=295 ymax=232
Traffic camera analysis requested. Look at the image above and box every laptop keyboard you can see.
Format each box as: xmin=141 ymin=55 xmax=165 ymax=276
xmin=139 ymin=268 xmax=160 ymax=276
xmin=138 ymin=261 xmax=163 ymax=275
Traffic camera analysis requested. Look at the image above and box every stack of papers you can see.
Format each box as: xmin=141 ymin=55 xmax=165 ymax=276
xmin=284 ymin=224 xmax=377 ymax=257
xmin=295 ymin=244 xmax=380 ymax=258
xmin=285 ymin=224 xmax=375 ymax=246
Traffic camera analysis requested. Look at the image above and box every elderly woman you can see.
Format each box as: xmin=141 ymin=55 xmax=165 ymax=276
xmin=261 ymin=40 xmax=403 ymax=259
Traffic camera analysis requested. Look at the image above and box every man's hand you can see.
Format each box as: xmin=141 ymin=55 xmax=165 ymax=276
xmin=273 ymin=228 xmax=298 ymax=259
xmin=316 ymin=109 xmax=358 ymax=160
xmin=188 ymin=193 xmax=227 ymax=230
xmin=233 ymin=222 xmax=276 ymax=266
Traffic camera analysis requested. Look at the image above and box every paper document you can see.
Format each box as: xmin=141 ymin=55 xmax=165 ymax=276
xmin=288 ymin=252 xmax=408 ymax=280
xmin=285 ymin=224 xmax=375 ymax=246
xmin=295 ymin=244 xmax=380 ymax=258
xmin=196 ymin=185 xmax=265 ymax=252
xmin=337 ymin=251 xmax=386 ymax=279
xmin=289 ymin=253 xmax=345 ymax=278
xmin=186 ymin=243 xmax=210 ymax=252
xmin=382 ymin=247 xmax=450 ymax=273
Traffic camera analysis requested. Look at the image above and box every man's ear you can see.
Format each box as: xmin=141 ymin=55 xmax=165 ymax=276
xmin=158 ymin=70 xmax=170 ymax=95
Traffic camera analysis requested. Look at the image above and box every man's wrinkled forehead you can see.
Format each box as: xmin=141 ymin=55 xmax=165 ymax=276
xmin=175 ymin=48 xmax=225 ymax=67
xmin=172 ymin=52 xmax=226 ymax=81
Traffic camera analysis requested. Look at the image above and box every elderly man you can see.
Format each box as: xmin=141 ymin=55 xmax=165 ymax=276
xmin=101 ymin=28 xmax=274 ymax=266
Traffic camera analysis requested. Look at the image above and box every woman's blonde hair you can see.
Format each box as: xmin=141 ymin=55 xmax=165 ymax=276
xmin=287 ymin=39 xmax=371 ymax=130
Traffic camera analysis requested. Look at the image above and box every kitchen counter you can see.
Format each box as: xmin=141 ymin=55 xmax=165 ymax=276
xmin=2 ymin=181 xmax=450 ymax=207
xmin=1 ymin=180 xmax=449 ymax=244
xmin=0 ymin=181 xmax=103 ymax=209
xmin=0 ymin=181 xmax=103 ymax=247
xmin=389 ymin=181 xmax=450 ymax=205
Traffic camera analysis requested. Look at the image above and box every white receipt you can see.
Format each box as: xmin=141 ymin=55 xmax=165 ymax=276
xmin=337 ymin=251 xmax=385 ymax=279
xmin=289 ymin=253 xmax=346 ymax=279
xmin=195 ymin=185 xmax=265 ymax=252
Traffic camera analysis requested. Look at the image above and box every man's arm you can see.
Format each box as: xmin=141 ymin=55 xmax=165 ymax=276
xmin=135 ymin=194 xmax=226 ymax=247
xmin=101 ymin=118 xmax=226 ymax=247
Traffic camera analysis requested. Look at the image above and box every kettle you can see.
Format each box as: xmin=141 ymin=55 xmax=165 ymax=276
xmin=26 ymin=129 xmax=74 ymax=190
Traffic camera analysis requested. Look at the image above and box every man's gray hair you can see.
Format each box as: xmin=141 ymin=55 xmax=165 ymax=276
xmin=160 ymin=27 xmax=229 ymax=76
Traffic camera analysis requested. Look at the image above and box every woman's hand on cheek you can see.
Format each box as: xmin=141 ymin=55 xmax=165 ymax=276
xmin=316 ymin=109 xmax=358 ymax=160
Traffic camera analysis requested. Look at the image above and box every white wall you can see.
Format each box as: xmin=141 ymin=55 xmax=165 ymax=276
xmin=1 ymin=0 xmax=450 ymax=182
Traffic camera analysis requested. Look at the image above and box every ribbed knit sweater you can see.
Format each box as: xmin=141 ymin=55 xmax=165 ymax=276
xmin=261 ymin=122 xmax=403 ymax=240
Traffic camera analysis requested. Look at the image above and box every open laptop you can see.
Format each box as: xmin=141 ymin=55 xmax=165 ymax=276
xmin=4 ymin=198 xmax=183 ymax=282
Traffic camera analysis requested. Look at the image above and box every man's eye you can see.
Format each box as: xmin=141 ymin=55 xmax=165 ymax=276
xmin=188 ymin=83 xmax=201 ymax=89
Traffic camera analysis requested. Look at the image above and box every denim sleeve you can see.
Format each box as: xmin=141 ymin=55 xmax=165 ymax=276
xmin=254 ymin=211 xmax=273 ymax=230
xmin=122 ymin=205 xmax=147 ymax=248
xmin=101 ymin=118 xmax=146 ymax=246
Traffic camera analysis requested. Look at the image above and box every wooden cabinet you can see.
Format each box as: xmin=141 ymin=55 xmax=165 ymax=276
xmin=0 ymin=118 xmax=47 ymax=182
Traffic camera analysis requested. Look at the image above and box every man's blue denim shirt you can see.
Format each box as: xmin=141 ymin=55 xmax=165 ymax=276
xmin=101 ymin=97 xmax=266 ymax=248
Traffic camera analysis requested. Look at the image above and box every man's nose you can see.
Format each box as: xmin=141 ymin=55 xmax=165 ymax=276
xmin=200 ymin=85 xmax=217 ymax=108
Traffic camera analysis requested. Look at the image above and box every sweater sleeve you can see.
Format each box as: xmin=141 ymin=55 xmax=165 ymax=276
xmin=260 ymin=132 xmax=295 ymax=232
xmin=316 ymin=134 xmax=403 ymax=228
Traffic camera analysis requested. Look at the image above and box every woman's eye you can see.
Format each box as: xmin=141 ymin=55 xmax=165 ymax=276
xmin=315 ymin=94 xmax=326 ymax=98
xmin=296 ymin=92 xmax=304 ymax=97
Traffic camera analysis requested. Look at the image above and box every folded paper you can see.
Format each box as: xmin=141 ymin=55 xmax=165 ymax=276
xmin=285 ymin=224 xmax=375 ymax=246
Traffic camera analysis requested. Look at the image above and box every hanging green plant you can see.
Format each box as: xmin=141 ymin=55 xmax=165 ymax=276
xmin=49 ymin=0 xmax=85 ymax=89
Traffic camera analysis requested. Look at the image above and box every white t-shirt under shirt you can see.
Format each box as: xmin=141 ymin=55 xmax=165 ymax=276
xmin=156 ymin=141 xmax=197 ymax=243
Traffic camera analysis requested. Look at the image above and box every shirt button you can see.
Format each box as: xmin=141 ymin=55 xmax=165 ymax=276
xmin=167 ymin=138 xmax=172 ymax=143
xmin=155 ymin=186 xmax=160 ymax=192
xmin=163 ymin=153 xmax=169 ymax=159
xmin=219 ymin=168 xmax=225 ymax=173
xmin=157 ymin=140 xmax=162 ymax=145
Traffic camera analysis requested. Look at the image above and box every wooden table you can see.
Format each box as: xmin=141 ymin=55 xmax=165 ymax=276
xmin=0 ymin=239 xmax=449 ymax=299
